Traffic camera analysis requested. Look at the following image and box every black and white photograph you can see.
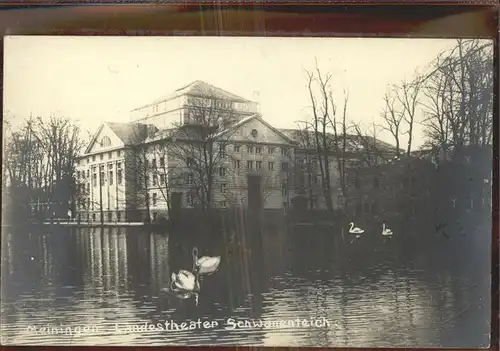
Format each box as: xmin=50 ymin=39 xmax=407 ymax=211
xmin=1 ymin=36 xmax=493 ymax=347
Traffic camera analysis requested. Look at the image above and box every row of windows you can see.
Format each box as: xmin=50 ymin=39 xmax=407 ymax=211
xmin=79 ymin=150 xmax=122 ymax=165
xmin=138 ymin=157 xmax=166 ymax=169
xmin=78 ymin=162 xmax=122 ymax=179
xmin=138 ymin=173 xmax=167 ymax=188
xmin=233 ymin=145 xmax=288 ymax=156
xmin=87 ymin=169 xmax=124 ymax=188
xmin=232 ymin=160 xmax=289 ymax=171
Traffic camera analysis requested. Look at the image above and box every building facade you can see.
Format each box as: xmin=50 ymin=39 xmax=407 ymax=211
xmin=75 ymin=81 xmax=399 ymax=222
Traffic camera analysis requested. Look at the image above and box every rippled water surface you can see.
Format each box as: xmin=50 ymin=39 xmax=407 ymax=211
xmin=0 ymin=226 xmax=491 ymax=347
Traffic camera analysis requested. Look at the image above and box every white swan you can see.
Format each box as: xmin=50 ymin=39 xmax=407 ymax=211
xmin=169 ymin=269 xmax=200 ymax=305
xmin=192 ymin=247 xmax=221 ymax=275
xmin=349 ymin=222 xmax=364 ymax=242
xmin=382 ymin=223 xmax=393 ymax=237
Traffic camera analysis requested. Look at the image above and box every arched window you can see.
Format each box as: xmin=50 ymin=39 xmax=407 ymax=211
xmin=100 ymin=136 xmax=111 ymax=147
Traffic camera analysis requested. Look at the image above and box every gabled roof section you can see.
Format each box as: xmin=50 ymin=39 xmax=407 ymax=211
xmin=132 ymin=80 xmax=252 ymax=111
xmin=217 ymin=114 xmax=297 ymax=145
xmin=279 ymin=128 xmax=400 ymax=154
xmin=83 ymin=121 xmax=157 ymax=154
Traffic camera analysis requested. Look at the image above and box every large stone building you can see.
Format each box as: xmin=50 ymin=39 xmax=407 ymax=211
xmin=74 ymin=81 xmax=398 ymax=223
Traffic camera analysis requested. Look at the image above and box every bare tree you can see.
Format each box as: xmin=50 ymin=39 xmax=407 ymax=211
xmin=329 ymin=89 xmax=350 ymax=208
xmin=3 ymin=115 xmax=84 ymax=223
xmin=396 ymin=77 xmax=423 ymax=156
xmin=350 ymin=121 xmax=389 ymax=167
xmin=167 ymin=86 xmax=239 ymax=213
xmin=292 ymin=125 xmax=320 ymax=209
xmin=421 ymin=39 xmax=493 ymax=160
xmin=379 ymin=89 xmax=404 ymax=158
xmin=301 ymin=61 xmax=342 ymax=214
xmin=127 ymin=124 xmax=157 ymax=222
xmin=150 ymin=137 xmax=183 ymax=220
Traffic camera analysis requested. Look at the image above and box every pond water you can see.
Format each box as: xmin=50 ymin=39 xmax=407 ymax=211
xmin=0 ymin=225 xmax=491 ymax=347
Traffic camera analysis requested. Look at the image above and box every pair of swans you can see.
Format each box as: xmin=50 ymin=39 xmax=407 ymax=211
xmin=348 ymin=222 xmax=393 ymax=243
xmin=168 ymin=247 xmax=221 ymax=305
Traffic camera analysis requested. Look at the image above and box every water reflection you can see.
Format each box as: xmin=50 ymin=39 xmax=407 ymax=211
xmin=0 ymin=225 xmax=490 ymax=347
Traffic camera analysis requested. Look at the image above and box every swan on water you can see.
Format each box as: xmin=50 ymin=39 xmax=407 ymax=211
xmin=192 ymin=247 xmax=221 ymax=275
xmin=349 ymin=222 xmax=364 ymax=243
xmin=168 ymin=269 xmax=200 ymax=305
xmin=382 ymin=223 xmax=393 ymax=238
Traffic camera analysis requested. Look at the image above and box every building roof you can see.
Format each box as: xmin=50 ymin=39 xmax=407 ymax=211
xmin=106 ymin=121 xmax=150 ymax=145
xmin=83 ymin=121 xmax=157 ymax=154
xmin=278 ymin=128 xmax=400 ymax=154
xmin=131 ymin=80 xmax=252 ymax=111
xmin=216 ymin=114 xmax=297 ymax=144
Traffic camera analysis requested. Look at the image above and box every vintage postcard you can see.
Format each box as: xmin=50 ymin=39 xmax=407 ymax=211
xmin=1 ymin=36 xmax=493 ymax=347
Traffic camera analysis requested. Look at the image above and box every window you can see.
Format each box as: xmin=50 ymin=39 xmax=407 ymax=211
xmin=219 ymin=167 xmax=226 ymax=177
xmin=117 ymin=212 xmax=121 ymax=222
xmin=92 ymin=173 xmax=97 ymax=187
xmin=282 ymin=162 xmax=289 ymax=171
xmin=153 ymin=174 xmax=158 ymax=186
xmin=268 ymin=147 xmax=274 ymax=154
xmin=92 ymin=155 xmax=96 ymax=162
xmin=107 ymin=212 xmax=112 ymax=222
xmin=117 ymin=150 xmax=121 ymax=157
xmin=152 ymin=159 xmax=157 ymax=169
xmin=100 ymin=164 xmax=105 ymax=171
xmin=234 ymin=160 xmax=240 ymax=169
xmin=100 ymin=172 xmax=105 ymax=186
xmin=268 ymin=162 xmax=274 ymax=170
xmin=108 ymin=152 xmax=112 ymax=159
xmin=100 ymin=136 xmax=111 ymax=147
xmin=87 ymin=170 xmax=90 ymax=177
xmin=256 ymin=147 xmax=261 ymax=154
xmin=87 ymin=158 xmax=90 ymax=164
xmin=160 ymin=157 xmax=165 ymax=167
xmin=247 ymin=160 xmax=253 ymax=169
xmin=117 ymin=162 xmax=122 ymax=169
xmin=220 ymin=144 xmax=226 ymax=158
xmin=87 ymin=183 xmax=90 ymax=193
xmin=100 ymin=154 xmax=103 ymax=161
xmin=187 ymin=173 xmax=194 ymax=185
xmin=152 ymin=193 xmax=157 ymax=206
xmin=234 ymin=145 xmax=240 ymax=152
xmin=160 ymin=174 xmax=165 ymax=183
xmin=92 ymin=213 xmax=96 ymax=221
xmin=117 ymin=170 xmax=122 ymax=185
xmin=281 ymin=147 xmax=287 ymax=156
xmin=109 ymin=171 xmax=114 ymax=185
xmin=256 ymin=161 xmax=262 ymax=169
xmin=220 ymin=183 xmax=227 ymax=193
xmin=247 ymin=146 xmax=254 ymax=153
